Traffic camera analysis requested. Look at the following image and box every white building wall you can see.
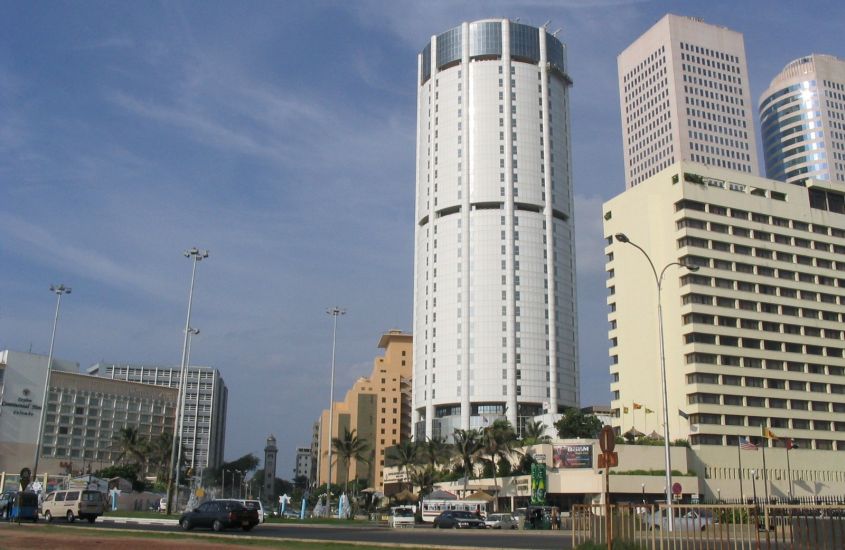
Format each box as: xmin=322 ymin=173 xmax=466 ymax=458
xmin=413 ymin=19 xmax=578 ymax=440
xmin=618 ymin=14 xmax=758 ymax=188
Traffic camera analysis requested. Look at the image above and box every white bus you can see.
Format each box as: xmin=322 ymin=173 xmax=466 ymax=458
xmin=420 ymin=499 xmax=488 ymax=523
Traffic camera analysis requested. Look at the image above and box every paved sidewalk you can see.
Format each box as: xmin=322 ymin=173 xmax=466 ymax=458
xmin=98 ymin=516 xmax=179 ymax=526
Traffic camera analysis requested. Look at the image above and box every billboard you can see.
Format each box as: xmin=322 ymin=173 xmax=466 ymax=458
xmin=553 ymin=444 xmax=593 ymax=469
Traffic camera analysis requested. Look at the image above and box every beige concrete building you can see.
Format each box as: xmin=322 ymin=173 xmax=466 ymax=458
xmin=604 ymin=161 xmax=845 ymax=451
xmin=618 ymin=14 xmax=758 ymax=188
xmin=760 ymin=54 xmax=845 ymax=186
xmin=0 ymin=349 xmax=178 ymax=476
xmin=317 ymin=330 xmax=412 ymax=489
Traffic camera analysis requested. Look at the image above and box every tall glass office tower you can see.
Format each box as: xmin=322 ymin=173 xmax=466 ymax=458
xmin=760 ymin=54 xmax=845 ymax=186
xmin=412 ymin=19 xmax=578 ymax=440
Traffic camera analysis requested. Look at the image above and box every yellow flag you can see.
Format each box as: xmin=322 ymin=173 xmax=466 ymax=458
xmin=761 ymin=426 xmax=779 ymax=440
xmin=623 ymin=406 xmax=629 ymax=414
xmin=633 ymin=403 xmax=643 ymax=410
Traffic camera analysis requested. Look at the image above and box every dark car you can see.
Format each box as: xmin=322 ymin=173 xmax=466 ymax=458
xmin=179 ymin=499 xmax=259 ymax=532
xmin=433 ymin=510 xmax=486 ymax=529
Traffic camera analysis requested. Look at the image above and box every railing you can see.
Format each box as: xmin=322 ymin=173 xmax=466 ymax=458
xmin=572 ymin=502 xmax=845 ymax=549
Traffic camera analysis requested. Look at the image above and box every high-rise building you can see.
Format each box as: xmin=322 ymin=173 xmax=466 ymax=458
xmin=760 ymin=54 xmax=845 ymax=186
xmin=293 ymin=446 xmax=312 ymax=480
xmin=88 ymin=363 xmax=228 ymax=470
xmin=618 ymin=14 xmax=758 ymax=188
xmin=413 ymin=19 xmax=578 ymax=440
xmin=316 ymin=330 xmax=412 ymax=489
xmin=604 ymin=161 xmax=845 ymax=451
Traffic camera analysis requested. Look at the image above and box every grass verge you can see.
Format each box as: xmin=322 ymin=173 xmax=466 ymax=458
xmin=3 ymin=524 xmax=425 ymax=549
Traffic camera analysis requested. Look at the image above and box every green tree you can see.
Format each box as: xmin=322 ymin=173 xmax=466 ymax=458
xmin=384 ymin=440 xmax=419 ymax=493
xmin=331 ymin=428 xmax=370 ymax=494
xmin=481 ymin=419 xmax=516 ymax=511
xmin=451 ymin=428 xmax=482 ymax=496
xmin=420 ymin=436 xmax=450 ymax=475
xmin=146 ymin=432 xmax=173 ymax=482
xmin=554 ymin=408 xmax=603 ymax=439
xmin=521 ymin=420 xmax=552 ymax=446
xmin=113 ymin=426 xmax=148 ymax=472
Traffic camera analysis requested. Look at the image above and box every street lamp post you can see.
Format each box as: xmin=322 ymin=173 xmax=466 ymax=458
xmin=166 ymin=247 xmax=209 ymax=515
xmin=325 ymin=307 xmax=345 ymax=517
xmin=615 ymin=233 xmax=699 ymax=532
xmin=33 ymin=284 xmax=71 ymax=479
xmin=222 ymin=469 xmax=228 ymax=498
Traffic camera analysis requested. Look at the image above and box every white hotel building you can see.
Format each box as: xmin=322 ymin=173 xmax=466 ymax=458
xmin=413 ymin=19 xmax=579 ymax=440
xmin=604 ymin=161 xmax=845 ymax=452
xmin=618 ymin=14 xmax=758 ymax=188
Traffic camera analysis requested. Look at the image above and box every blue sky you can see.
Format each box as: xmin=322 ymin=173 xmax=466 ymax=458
xmin=1 ymin=1 xmax=843 ymax=477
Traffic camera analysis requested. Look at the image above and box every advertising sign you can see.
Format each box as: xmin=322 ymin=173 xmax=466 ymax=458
xmin=530 ymin=463 xmax=547 ymax=505
xmin=553 ymin=444 xmax=593 ymax=469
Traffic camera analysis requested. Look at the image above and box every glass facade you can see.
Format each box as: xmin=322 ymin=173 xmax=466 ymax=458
xmin=509 ymin=22 xmax=540 ymax=62
xmin=421 ymin=43 xmax=431 ymax=84
xmin=420 ymin=19 xmax=568 ymax=81
xmin=436 ymin=26 xmax=462 ymax=69
xmin=469 ymin=21 xmax=501 ymax=58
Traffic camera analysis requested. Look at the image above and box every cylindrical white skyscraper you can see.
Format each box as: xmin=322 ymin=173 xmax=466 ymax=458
xmin=413 ymin=19 xmax=578 ymax=441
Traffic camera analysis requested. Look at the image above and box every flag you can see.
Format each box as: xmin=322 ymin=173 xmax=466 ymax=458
xmin=689 ymin=424 xmax=699 ymax=433
xmin=623 ymin=406 xmax=629 ymax=414
xmin=786 ymin=438 xmax=796 ymax=450
xmin=740 ymin=437 xmax=758 ymax=451
xmin=678 ymin=409 xmax=689 ymax=420
xmin=761 ymin=427 xmax=779 ymax=440
xmin=482 ymin=416 xmax=490 ymax=426
xmin=645 ymin=408 xmax=654 ymax=414
xmin=633 ymin=403 xmax=643 ymax=410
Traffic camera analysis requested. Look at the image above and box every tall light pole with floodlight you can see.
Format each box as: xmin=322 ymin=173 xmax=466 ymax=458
xmin=166 ymin=247 xmax=209 ymax=515
xmin=184 ymin=327 xmax=200 ymax=471
xmin=33 ymin=284 xmax=71 ymax=478
xmin=615 ymin=232 xmax=699 ymax=531
xmin=325 ymin=306 xmax=345 ymax=516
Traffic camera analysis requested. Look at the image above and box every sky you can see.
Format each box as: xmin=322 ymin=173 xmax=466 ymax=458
xmin=1 ymin=0 xmax=843 ymax=478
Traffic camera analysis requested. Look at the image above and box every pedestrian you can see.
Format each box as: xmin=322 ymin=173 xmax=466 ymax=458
xmin=551 ymin=507 xmax=559 ymax=530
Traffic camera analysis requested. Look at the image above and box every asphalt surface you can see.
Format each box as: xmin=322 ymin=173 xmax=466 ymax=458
xmin=54 ymin=520 xmax=575 ymax=549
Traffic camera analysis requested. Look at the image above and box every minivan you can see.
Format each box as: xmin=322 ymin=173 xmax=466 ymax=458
xmin=41 ymin=489 xmax=105 ymax=523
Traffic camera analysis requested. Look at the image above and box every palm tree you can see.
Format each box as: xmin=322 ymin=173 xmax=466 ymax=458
xmin=384 ymin=440 xmax=419 ymax=493
xmin=482 ymin=419 xmax=516 ymax=511
xmin=420 ymin=436 xmax=450 ymax=477
xmin=113 ymin=426 xmax=148 ymax=472
xmin=521 ymin=420 xmax=552 ymax=446
xmin=331 ymin=428 xmax=370 ymax=494
xmin=452 ymin=428 xmax=482 ymax=497
xmin=146 ymin=432 xmax=173 ymax=481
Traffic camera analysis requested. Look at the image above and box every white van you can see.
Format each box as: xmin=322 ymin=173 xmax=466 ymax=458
xmin=388 ymin=506 xmax=416 ymax=528
xmin=41 ymin=489 xmax=105 ymax=523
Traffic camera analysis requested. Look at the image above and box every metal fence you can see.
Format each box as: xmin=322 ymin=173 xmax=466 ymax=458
xmin=572 ymin=502 xmax=845 ymax=549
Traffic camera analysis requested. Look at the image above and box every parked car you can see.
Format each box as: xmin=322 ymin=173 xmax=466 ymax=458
xmin=388 ymin=506 xmax=416 ymax=528
xmin=485 ymin=512 xmax=518 ymax=529
xmin=0 ymin=491 xmax=17 ymax=519
xmin=237 ymin=499 xmax=266 ymax=523
xmin=648 ymin=509 xmax=717 ymax=531
xmin=179 ymin=499 xmax=259 ymax=532
xmin=432 ymin=510 xmax=486 ymax=529
xmin=41 ymin=489 xmax=105 ymax=523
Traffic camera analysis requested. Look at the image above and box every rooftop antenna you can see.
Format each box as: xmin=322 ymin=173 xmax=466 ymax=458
xmin=543 ymin=20 xmax=551 ymax=28
xmin=553 ymin=28 xmax=562 ymax=37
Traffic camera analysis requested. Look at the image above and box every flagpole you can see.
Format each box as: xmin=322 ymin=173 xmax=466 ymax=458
xmin=737 ymin=439 xmax=744 ymax=502
xmin=761 ymin=439 xmax=770 ymax=530
xmin=786 ymin=444 xmax=793 ymax=500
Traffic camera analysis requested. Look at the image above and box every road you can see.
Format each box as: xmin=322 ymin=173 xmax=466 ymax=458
xmin=59 ymin=520 xmax=575 ymax=549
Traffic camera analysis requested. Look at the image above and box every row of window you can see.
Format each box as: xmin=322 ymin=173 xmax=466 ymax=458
xmin=686 ymin=372 xmax=845 ymax=396
xmin=691 ymin=434 xmax=843 ymax=451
